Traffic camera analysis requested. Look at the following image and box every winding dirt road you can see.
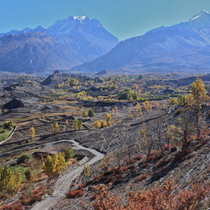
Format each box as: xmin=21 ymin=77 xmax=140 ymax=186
xmin=31 ymin=140 xmax=104 ymax=210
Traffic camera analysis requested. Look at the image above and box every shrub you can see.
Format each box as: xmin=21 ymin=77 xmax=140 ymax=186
xmin=72 ymin=119 xmax=83 ymax=130
xmin=3 ymin=121 xmax=14 ymax=130
xmin=1 ymin=203 xmax=23 ymax=210
xmin=88 ymin=109 xmax=94 ymax=117
xmin=25 ymin=169 xmax=33 ymax=180
xmin=17 ymin=154 xmax=31 ymax=164
xmin=118 ymin=89 xmax=140 ymax=101
xmin=66 ymin=188 xmax=84 ymax=198
xmin=64 ymin=147 xmax=75 ymax=161
xmin=0 ymin=166 xmax=24 ymax=194
xmin=83 ymin=164 xmax=90 ymax=177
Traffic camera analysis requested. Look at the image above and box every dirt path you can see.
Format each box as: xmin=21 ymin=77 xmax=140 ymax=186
xmin=31 ymin=140 xmax=104 ymax=210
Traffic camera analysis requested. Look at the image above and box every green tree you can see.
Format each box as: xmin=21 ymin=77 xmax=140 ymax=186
xmin=83 ymin=164 xmax=90 ymax=177
xmin=72 ymin=119 xmax=83 ymax=130
xmin=118 ymin=89 xmax=139 ymax=101
xmin=64 ymin=147 xmax=75 ymax=161
xmin=25 ymin=169 xmax=33 ymax=180
xmin=88 ymin=109 xmax=94 ymax=117
xmin=17 ymin=154 xmax=30 ymax=164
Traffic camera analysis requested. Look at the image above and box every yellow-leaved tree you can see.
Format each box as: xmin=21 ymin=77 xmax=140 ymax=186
xmin=0 ymin=166 xmax=23 ymax=194
xmin=191 ymin=78 xmax=208 ymax=136
xmin=43 ymin=153 xmax=66 ymax=176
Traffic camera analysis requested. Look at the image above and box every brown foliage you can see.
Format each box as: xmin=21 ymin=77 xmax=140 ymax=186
xmin=134 ymin=174 xmax=148 ymax=183
xmin=92 ymin=181 xmax=210 ymax=210
xmin=66 ymin=188 xmax=84 ymax=199
xmin=0 ymin=203 xmax=23 ymax=210
xmin=20 ymin=186 xmax=47 ymax=205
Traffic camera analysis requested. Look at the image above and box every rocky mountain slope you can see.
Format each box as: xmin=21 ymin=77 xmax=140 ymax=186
xmin=74 ymin=10 xmax=210 ymax=73
xmin=0 ymin=16 xmax=118 ymax=73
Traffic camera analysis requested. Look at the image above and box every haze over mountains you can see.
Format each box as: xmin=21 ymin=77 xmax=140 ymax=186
xmin=1 ymin=11 xmax=210 ymax=74
xmin=75 ymin=10 xmax=210 ymax=74
xmin=0 ymin=16 xmax=118 ymax=73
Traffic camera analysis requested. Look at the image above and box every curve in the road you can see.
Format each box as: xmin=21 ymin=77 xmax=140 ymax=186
xmin=31 ymin=140 xmax=104 ymax=210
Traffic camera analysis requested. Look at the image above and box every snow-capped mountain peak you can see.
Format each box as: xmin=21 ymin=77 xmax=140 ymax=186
xmin=73 ymin=16 xmax=88 ymax=22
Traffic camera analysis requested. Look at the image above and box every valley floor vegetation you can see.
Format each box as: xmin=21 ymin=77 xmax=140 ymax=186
xmin=0 ymin=72 xmax=209 ymax=209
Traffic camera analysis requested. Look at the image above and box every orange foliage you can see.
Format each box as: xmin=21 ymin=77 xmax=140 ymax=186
xmin=92 ymin=182 xmax=210 ymax=210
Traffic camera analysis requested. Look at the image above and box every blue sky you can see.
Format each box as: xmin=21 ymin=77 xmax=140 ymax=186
xmin=0 ymin=0 xmax=210 ymax=40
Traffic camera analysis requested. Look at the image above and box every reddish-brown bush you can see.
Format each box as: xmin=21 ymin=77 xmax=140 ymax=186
xmin=156 ymin=158 xmax=171 ymax=168
xmin=134 ymin=174 xmax=148 ymax=183
xmin=66 ymin=188 xmax=84 ymax=198
xmin=148 ymin=150 xmax=162 ymax=162
xmin=0 ymin=203 xmax=23 ymax=210
xmin=20 ymin=186 xmax=47 ymax=205
xmin=92 ymin=181 xmax=210 ymax=210
xmin=162 ymin=144 xmax=172 ymax=151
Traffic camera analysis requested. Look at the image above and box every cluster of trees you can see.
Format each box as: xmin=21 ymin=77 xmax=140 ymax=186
xmin=43 ymin=147 xmax=75 ymax=176
xmin=136 ymin=78 xmax=209 ymax=162
xmin=2 ymin=121 xmax=15 ymax=130
xmin=72 ymin=119 xmax=83 ymax=130
xmin=0 ymin=166 xmax=24 ymax=194
xmin=118 ymin=89 xmax=140 ymax=101
xmin=94 ymin=113 xmax=113 ymax=129
xmin=168 ymin=78 xmax=208 ymax=148
xmin=83 ymin=109 xmax=94 ymax=118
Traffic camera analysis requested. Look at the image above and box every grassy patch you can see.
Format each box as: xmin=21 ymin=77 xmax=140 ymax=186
xmin=0 ymin=123 xmax=13 ymax=142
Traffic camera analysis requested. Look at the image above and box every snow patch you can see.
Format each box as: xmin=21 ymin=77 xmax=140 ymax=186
xmin=73 ymin=16 xmax=87 ymax=23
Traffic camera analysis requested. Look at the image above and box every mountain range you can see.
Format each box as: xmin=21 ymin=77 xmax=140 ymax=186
xmin=1 ymin=11 xmax=210 ymax=74
xmin=0 ymin=16 xmax=118 ymax=73
xmin=74 ymin=10 xmax=210 ymax=74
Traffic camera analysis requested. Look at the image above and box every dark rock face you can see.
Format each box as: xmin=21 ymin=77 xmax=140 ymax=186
xmin=74 ymin=10 xmax=210 ymax=74
xmin=3 ymin=99 xmax=24 ymax=109
xmin=41 ymin=71 xmax=65 ymax=87
xmin=0 ymin=16 xmax=118 ymax=73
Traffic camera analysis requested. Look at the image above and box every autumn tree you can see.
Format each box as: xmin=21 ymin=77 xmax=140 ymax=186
xmin=29 ymin=127 xmax=35 ymax=139
xmin=72 ymin=119 xmax=83 ymax=130
xmin=52 ymin=121 xmax=59 ymax=134
xmin=166 ymin=125 xmax=181 ymax=146
xmin=167 ymin=112 xmax=195 ymax=150
xmin=83 ymin=164 xmax=90 ymax=178
xmin=142 ymin=101 xmax=152 ymax=114
xmin=43 ymin=153 xmax=66 ymax=176
xmin=0 ymin=166 xmax=23 ymax=194
xmin=139 ymin=123 xmax=155 ymax=161
xmin=94 ymin=120 xmax=102 ymax=129
xmin=105 ymin=113 xmax=112 ymax=122
xmin=191 ymin=78 xmax=208 ymax=137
